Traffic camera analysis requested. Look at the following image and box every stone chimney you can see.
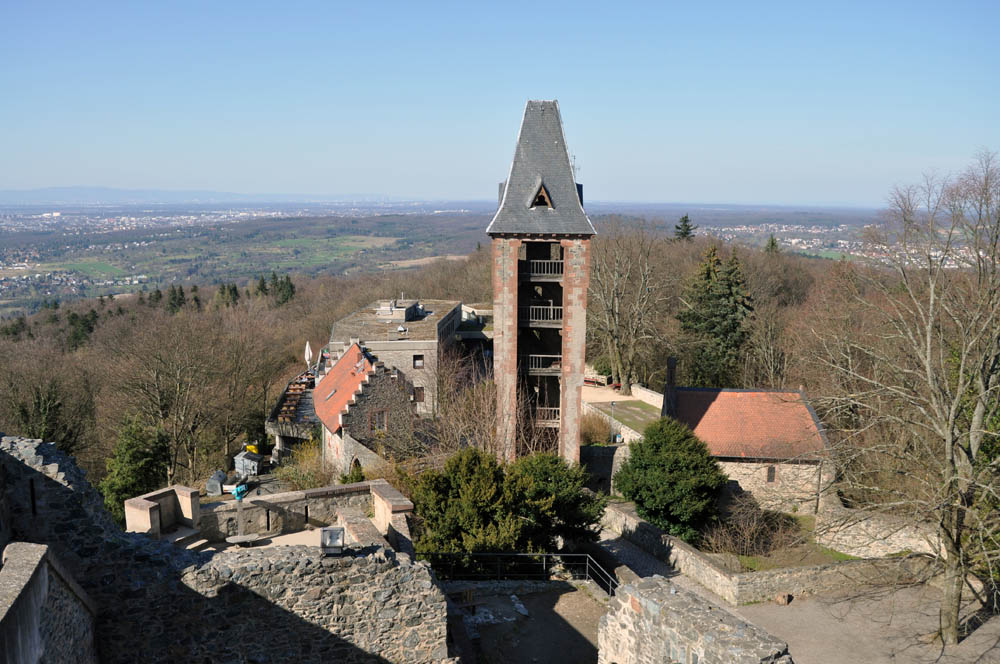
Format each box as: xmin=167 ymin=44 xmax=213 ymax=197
xmin=661 ymin=357 xmax=678 ymax=418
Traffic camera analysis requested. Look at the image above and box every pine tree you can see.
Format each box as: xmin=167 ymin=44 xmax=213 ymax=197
xmin=99 ymin=419 xmax=169 ymax=525
xmin=255 ymin=275 xmax=269 ymax=297
xmin=765 ymin=234 xmax=780 ymax=254
xmin=677 ymin=247 xmax=754 ymax=387
xmin=674 ymin=214 xmax=697 ymax=241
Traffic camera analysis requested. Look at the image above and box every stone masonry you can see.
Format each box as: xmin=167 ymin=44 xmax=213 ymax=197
xmin=492 ymin=236 xmax=521 ymax=461
xmin=559 ymin=236 xmax=591 ymax=463
xmin=598 ymin=576 xmax=794 ymax=664
xmin=0 ymin=436 xmax=452 ymax=663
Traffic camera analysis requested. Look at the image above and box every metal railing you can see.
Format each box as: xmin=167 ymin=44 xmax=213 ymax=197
xmin=524 ymin=259 xmax=564 ymax=277
xmin=519 ymin=305 xmax=563 ymax=323
xmin=535 ymin=407 xmax=560 ymax=422
xmin=419 ymin=552 xmax=619 ymax=596
xmin=523 ymin=354 xmax=562 ymax=372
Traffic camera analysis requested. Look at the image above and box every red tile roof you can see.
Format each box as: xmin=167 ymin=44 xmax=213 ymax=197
xmin=673 ymin=389 xmax=826 ymax=460
xmin=313 ymin=343 xmax=374 ymax=434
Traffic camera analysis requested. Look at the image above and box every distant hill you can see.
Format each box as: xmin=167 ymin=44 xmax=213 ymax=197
xmin=0 ymin=186 xmax=398 ymax=205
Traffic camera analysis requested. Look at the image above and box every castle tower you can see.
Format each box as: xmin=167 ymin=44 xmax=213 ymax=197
xmin=487 ymin=100 xmax=596 ymax=464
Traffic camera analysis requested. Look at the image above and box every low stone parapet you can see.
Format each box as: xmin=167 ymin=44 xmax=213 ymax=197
xmin=124 ymin=485 xmax=200 ymax=538
xmin=602 ymin=498 xmax=933 ymax=606
xmin=598 ymin=576 xmax=794 ymax=664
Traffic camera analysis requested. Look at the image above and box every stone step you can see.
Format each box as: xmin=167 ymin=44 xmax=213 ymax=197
xmin=164 ymin=526 xmax=202 ymax=547
xmin=184 ymin=538 xmax=211 ymax=551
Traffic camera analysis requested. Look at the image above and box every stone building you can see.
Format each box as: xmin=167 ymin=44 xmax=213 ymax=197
xmin=488 ymin=100 xmax=595 ymax=463
xmin=324 ymin=299 xmax=462 ymax=417
xmin=663 ymin=387 xmax=831 ymax=512
xmin=313 ymin=342 xmax=416 ymax=475
xmin=265 ymin=299 xmax=465 ymax=468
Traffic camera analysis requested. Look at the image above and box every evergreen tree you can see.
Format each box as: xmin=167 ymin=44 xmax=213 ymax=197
xmin=137 ymin=290 xmax=146 ymax=306
xmin=255 ymin=275 xmax=269 ymax=296
xmin=190 ymin=284 xmax=201 ymax=311
xmin=674 ymin=214 xmax=697 ymax=241
xmin=411 ymin=448 xmax=604 ymax=554
xmin=614 ymin=418 xmax=727 ymax=543
xmin=677 ymin=247 xmax=754 ymax=387
xmin=99 ymin=418 xmax=169 ymax=525
xmin=149 ymin=288 xmax=163 ymax=305
xmin=274 ymin=274 xmax=296 ymax=305
xmin=765 ymin=234 xmax=780 ymax=254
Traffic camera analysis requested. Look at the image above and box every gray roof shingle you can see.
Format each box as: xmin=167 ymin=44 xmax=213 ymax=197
xmin=486 ymin=100 xmax=596 ymax=236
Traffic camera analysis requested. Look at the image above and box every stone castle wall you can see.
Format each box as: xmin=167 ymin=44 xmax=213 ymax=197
xmin=598 ymin=576 xmax=794 ymax=664
xmin=0 ymin=542 xmax=98 ymax=664
xmin=0 ymin=436 xmax=450 ymax=663
xmin=182 ymin=546 xmax=447 ymax=662
xmin=601 ymin=498 xmax=932 ymax=606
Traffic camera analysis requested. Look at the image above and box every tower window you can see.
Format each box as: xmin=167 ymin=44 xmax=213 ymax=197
xmin=766 ymin=465 xmax=776 ymax=483
xmin=413 ymin=386 xmax=425 ymax=403
xmin=413 ymin=354 xmax=424 ymax=368
xmin=531 ymin=184 xmax=553 ymax=209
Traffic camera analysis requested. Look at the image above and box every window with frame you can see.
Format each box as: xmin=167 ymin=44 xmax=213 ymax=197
xmin=766 ymin=465 xmax=776 ymax=483
xmin=413 ymin=354 xmax=424 ymax=369
xmin=370 ymin=409 xmax=388 ymax=432
xmin=413 ymin=386 xmax=425 ymax=403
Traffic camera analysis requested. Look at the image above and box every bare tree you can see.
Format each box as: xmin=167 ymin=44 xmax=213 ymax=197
xmin=809 ymin=151 xmax=1000 ymax=644
xmin=589 ymin=219 xmax=671 ymax=395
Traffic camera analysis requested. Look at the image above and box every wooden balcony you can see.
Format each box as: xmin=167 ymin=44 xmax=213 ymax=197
xmin=519 ymin=259 xmax=564 ymax=282
xmin=518 ymin=305 xmax=563 ymax=328
xmin=522 ymin=354 xmax=562 ymax=375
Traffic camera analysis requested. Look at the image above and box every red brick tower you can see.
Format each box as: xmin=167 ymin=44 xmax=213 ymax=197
xmin=487 ymin=100 xmax=595 ymax=464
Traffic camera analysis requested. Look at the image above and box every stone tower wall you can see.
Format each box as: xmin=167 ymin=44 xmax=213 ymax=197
xmin=492 ymin=236 xmax=521 ymax=461
xmin=559 ymin=237 xmax=591 ymax=464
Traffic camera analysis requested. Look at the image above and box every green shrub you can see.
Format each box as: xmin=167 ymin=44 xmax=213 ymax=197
xmin=613 ymin=417 xmax=727 ymax=543
xmin=411 ymin=447 xmax=606 ymax=554
xmin=339 ymin=463 xmax=366 ymax=484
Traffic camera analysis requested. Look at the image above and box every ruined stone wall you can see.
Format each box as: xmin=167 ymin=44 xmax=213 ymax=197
xmin=814 ymin=499 xmax=938 ymax=558
xmin=0 ymin=456 xmax=10 ymax=552
xmin=598 ymin=577 xmax=794 ymax=664
xmin=0 ymin=542 xmax=98 ymax=664
xmin=601 ymin=498 xmax=933 ymax=606
xmin=181 ymin=546 xmax=448 ymax=663
xmin=365 ymin=341 xmax=439 ymax=416
xmin=0 ymin=437 xmax=451 ymax=663
xmin=199 ymin=482 xmax=373 ymax=541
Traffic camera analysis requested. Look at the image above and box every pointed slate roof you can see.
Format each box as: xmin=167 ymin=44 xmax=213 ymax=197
xmin=486 ymin=100 xmax=596 ymax=236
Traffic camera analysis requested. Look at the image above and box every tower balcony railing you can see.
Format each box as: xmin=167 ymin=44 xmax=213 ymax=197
xmin=519 ymin=259 xmax=564 ymax=281
xmin=518 ymin=305 xmax=563 ymax=326
xmin=522 ymin=354 xmax=562 ymax=375
xmin=534 ymin=407 xmax=561 ymax=427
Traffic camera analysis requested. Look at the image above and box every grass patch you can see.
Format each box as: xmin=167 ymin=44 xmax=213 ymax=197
xmin=591 ymin=399 xmax=661 ymax=435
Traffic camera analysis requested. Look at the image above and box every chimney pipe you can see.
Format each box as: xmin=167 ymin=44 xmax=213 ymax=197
xmin=661 ymin=357 xmax=678 ymax=418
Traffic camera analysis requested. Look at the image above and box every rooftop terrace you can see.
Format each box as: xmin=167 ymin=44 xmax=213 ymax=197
xmin=327 ymin=299 xmax=461 ymax=345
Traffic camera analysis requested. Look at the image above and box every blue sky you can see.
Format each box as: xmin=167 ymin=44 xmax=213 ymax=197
xmin=2 ymin=1 xmax=997 ymax=206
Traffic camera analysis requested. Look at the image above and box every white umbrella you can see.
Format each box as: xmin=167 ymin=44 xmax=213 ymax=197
xmin=304 ymin=340 xmax=313 ymax=366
